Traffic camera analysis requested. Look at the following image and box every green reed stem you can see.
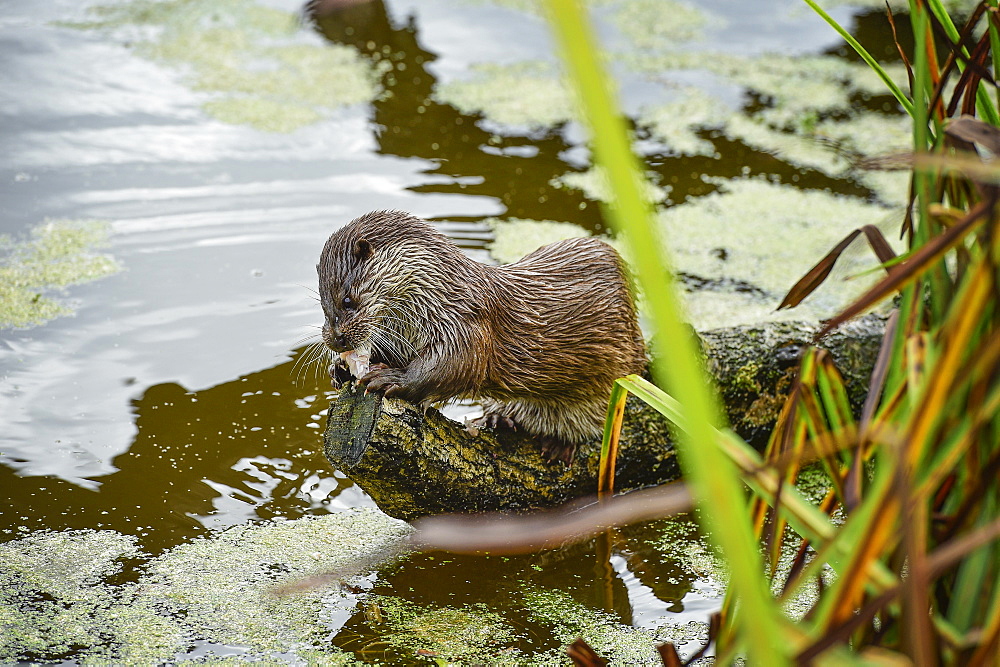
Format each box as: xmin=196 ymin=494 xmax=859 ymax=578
xmin=543 ymin=0 xmax=789 ymax=661
xmin=801 ymin=0 xmax=914 ymax=117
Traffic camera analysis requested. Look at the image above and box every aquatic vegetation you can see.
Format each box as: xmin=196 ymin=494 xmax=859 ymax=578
xmin=461 ymin=0 xmax=554 ymax=14
xmin=814 ymin=112 xmax=912 ymax=205
xmin=63 ymin=0 xmax=384 ymax=132
xmin=658 ymin=177 xmax=898 ymax=315
xmin=725 ymin=115 xmax=850 ymax=176
xmin=1 ymin=514 xmax=693 ymax=664
xmin=0 ymin=219 xmax=120 ymax=329
xmin=653 ymin=620 xmax=712 ymax=658
xmin=486 ymin=217 xmax=591 ymax=264
xmin=622 ymin=51 xmax=839 ymax=108
xmin=435 ymin=60 xmax=576 ymax=128
xmin=648 ymin=517 xmax=728 ymax=593
xmin=0 ymin=530 xmax=184 ymax=663
xmin=0 ymin=511 xmax=410 ymax=662
xmin=443 ymin=0 xmax=913 ymax=221
xmin=370 ymin=596 xmax=522 ymax=662
xmin=524 ymin=588 xmax=664 ymax=663
xmin=813 ymin=112 xmax=913 ymax=156
xmin=608 ymin=0 xmax=711 ymax=49
xmin=140 ymin=511 xmax=410 ymax=653
xmin=623 ymin=44 xmax=914 ymax=204
xmin=488 ymin=177 xmax=899 ymax=331
xmin=727 ymin=53 xmax=887 ymax=130
xmin=203 ymin=96 xmax=324 ymax=133
xmin=551 ymin=165 xmax=671 ymax=204
xmin=638 ymin=87 xmax=728 ymax=157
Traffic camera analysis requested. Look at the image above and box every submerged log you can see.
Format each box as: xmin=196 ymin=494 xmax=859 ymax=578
xmin=323 ymin=316 xmax=885 ymax=521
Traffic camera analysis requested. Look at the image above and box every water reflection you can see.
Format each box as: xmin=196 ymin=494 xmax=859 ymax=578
xmin=308 ymin=0 xmax=878 ymax=241
xmin=331 ymin=519 xmax=707 ymax=659
xmin=1 ymin=351 xmax=367 ymax=553
xmin=310 ymin=0 xmax=605 ymax=229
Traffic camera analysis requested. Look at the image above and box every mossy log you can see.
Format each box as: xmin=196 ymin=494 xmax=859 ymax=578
xmin=323 ymin=316 xmax=885 ymax=521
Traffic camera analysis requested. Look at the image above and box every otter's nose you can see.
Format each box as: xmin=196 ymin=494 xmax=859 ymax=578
xmin=334 ymin=333 xmax=349 ymax=350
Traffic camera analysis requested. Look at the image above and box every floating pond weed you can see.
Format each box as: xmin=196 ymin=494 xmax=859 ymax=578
xmin=486 ymin=217 xmax=592 ymax=264
xmin=139 ymin=511 xmax=409 ymax=653
xmin=63 ymin=0 xmax=384 ymax=132
xmin=0 ymin=529 xmax=140 ymax=604
xmin=370 ymin=597 xmax=521 ymax=663
xmin=657 ymin=177 xmax=900 ymax=316
xmin=486 ymin=176 xmax=900 ymax=330
xmin=523 ymin=588 xmax=664 ymax=664
xmin=724 ymin=115 xmax=851 ymax=177
xmin=608 ymin=0 xmax=712 ymax=48
xmin=0 ymin=530 xmax=185 ymax=663
xmin=0 ymin=219 xmax=120 ymax=329
xmin=435 ymin=60 xmax=576 ymax=129
xmin=639 ymin=87 xmax=729 ymax=158
xmin=203 ymin=97 xmax=324 ymax=133
xmin=551 ymin=166 xmax=671 ymax=204
xmin=0 ymin=512 xmax=410 ymax=662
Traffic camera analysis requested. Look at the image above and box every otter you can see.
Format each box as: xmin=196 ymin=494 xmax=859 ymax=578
xmin=317 ymin=210 xmax=647 ymax=463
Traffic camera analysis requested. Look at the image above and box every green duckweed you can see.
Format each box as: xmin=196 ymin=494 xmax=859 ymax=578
xmin=436 ymin=61 xmax=576 ymax=128
xmin=0 ymin=511 xmax=410 ymax=663
xmin=63 ymin=0 xmax=384 ymax=133
xmin=0 ymin=219 xmax=120 ymax=329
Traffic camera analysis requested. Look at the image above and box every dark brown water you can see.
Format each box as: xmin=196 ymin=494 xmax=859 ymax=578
xmin=0 ymin=0 xmax=907 ymax=662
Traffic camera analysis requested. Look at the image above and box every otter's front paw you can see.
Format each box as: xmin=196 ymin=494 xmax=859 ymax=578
xmin=359 ymin=364 xmax=408 ymax=396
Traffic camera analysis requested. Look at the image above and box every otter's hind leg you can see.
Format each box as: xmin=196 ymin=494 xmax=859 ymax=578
xmin=486 ymin=398 xmax=603 ymax=465
xmin=472 ymin=398 xmax=519 ymax=432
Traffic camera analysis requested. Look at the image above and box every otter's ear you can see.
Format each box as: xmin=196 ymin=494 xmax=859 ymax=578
xmin=353 ymin=239 xmax=372 ymax=262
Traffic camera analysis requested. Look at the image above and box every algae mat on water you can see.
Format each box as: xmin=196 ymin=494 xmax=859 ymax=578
xmin=487 ymin=178 xmax=902 ymax=333
xmin=63 ymin=0 xmax=387 ymax=133
xmin=0 ymin=219 xmax=120 ymax=329
xmin=441 ymin=1 xmax=911 ymax=206
xmin=0 ymin=511 xmax=409 ymax=663
xmin=0 ymin=509 xmax=704 ymax=664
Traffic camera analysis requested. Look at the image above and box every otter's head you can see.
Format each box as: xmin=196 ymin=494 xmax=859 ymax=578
xmin=318 ymin=233 xmax=373 ymax=354
xmin=317 ymin=210 xmax=438 ymax=365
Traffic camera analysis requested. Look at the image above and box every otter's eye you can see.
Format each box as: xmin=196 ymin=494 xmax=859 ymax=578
xmin=341 ymin=296 xmax=356 ymax=310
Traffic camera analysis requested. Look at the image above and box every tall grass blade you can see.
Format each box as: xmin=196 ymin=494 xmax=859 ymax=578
xmin=598 ymin=381 xmax=628 ymax=499
xmin=811 ymin=459 xmax=899 ymax=630
xmin=905 ymin=261 xmax=993 ymax=469
xmin=802 ymin=0 xmax=914 ymax=116
xmin=543 ymin=1 xmax=790 ymax=660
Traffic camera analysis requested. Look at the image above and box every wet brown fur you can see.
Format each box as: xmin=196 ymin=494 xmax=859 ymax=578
xmin=317 ymin=210 xmax=647 ymax=454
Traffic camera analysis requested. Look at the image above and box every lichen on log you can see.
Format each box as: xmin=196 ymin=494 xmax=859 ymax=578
xmin=323 ymin=316 xmax=885 ymax=521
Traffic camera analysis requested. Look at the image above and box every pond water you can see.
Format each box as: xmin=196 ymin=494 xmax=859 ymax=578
xmin=1 ymin=0 xmax=910 ymax=662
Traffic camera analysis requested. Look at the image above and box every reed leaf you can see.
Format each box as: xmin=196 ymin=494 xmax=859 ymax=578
xmin=801 ymin=0 xmax=914 ymax=117
xmin=816 ymin=199 xmax=991 ymax=337
xmin=597 ymin=380 xmax=628 ymax=499
xmin=811 ymin=459 xmax=900 ymax=631
xmin=905 ymin=261 xmax=993 ymax=470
